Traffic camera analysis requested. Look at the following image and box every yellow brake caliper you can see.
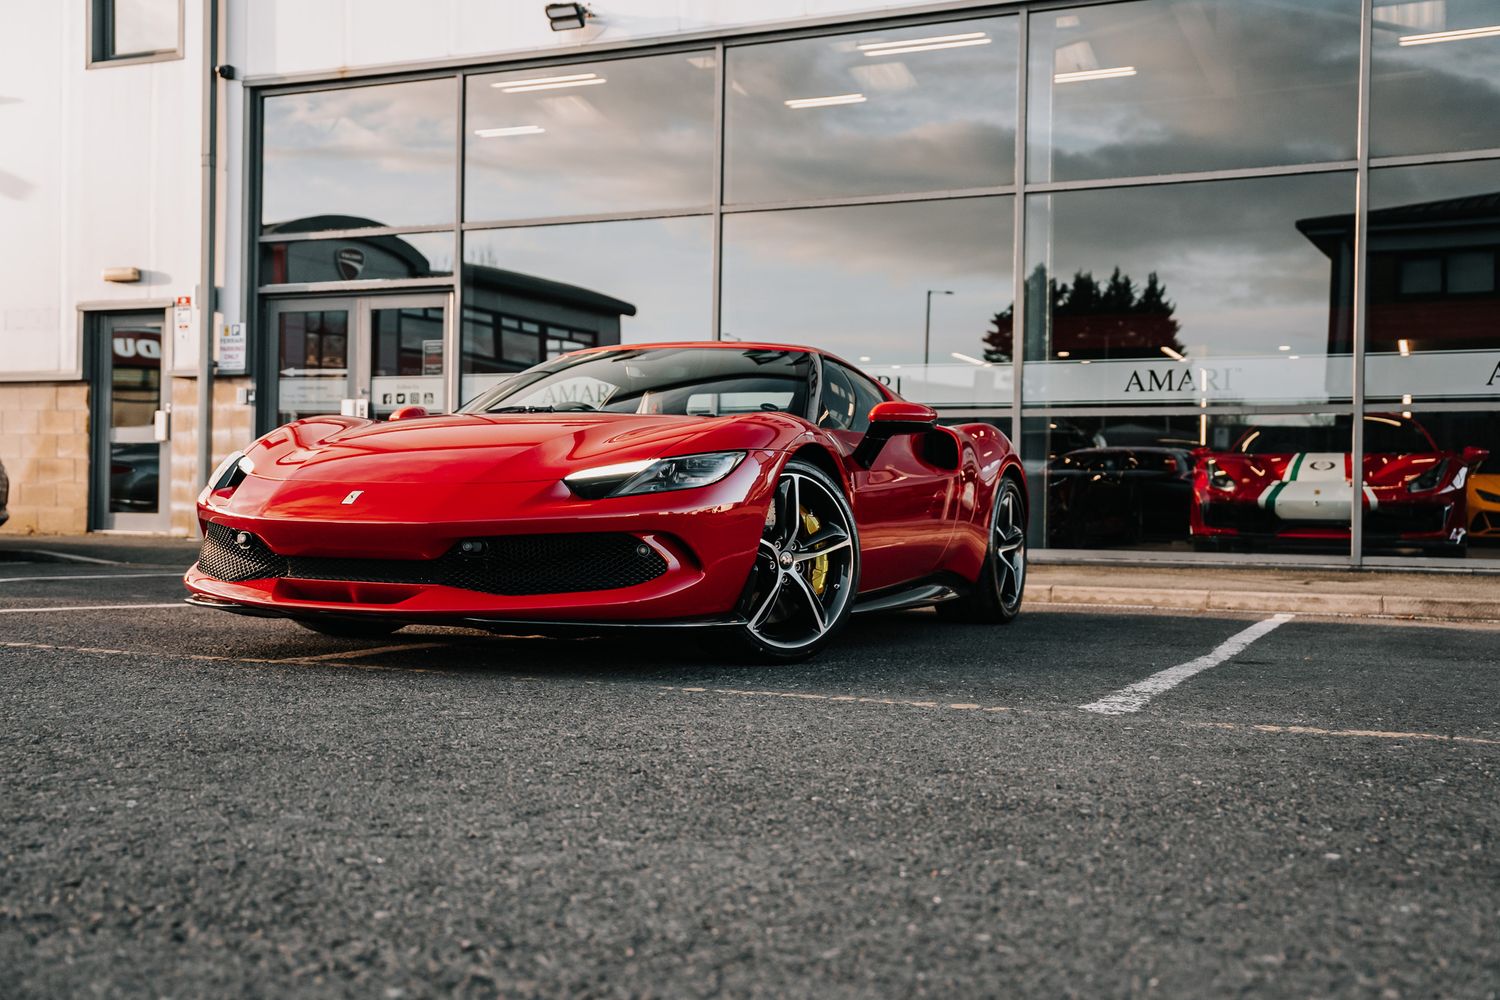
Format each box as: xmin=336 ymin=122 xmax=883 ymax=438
xmin=800 ymin=508 xmax=828 ymax=595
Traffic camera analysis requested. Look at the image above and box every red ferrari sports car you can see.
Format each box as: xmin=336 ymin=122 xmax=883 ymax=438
xmin=1190 ymin=414 xmax=1487 ymax=555
xmin=185 ymin=344 xmax=1027 ymax=660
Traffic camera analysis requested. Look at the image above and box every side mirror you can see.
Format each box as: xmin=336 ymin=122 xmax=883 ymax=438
xmin=388 ymin=405 xmax=429 ymax=422
xmin=854 ymin=400 xmax=938 ymax=467
xmin=1461 ymin=445 xmax=1490 ymax=466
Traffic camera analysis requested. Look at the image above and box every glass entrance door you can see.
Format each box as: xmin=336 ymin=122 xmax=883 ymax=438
xmin=270 ymin=294 xmax=450 ymax=425
xmin=94 ymin=312 xmax=170 ymax=531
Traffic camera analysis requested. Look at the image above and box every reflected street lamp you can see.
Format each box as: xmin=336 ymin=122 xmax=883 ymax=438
xmin=924 ymin=289 xmax=954 ymax=366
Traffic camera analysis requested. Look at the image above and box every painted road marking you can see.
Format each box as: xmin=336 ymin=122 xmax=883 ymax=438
xmin=1079 ymin=613 xmax=1295 ymax=716
xmin=0 ymin=603 xmax=194 ymax=614
xmin=2 ymin=638 xmax=1496 ymax=748
xmin=276 ymin=642 xmax=447 ymax=662
xmin=0 ymin=572 xmax=186 ymax=584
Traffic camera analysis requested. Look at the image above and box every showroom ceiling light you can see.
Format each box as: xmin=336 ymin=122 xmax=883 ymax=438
xmin=950 ymin=352 xmax=991 ymax=367
xmin=495 ymin=72 xmax=606 ymax=93
xmin=784 ymin=93 xmax=866 ymax=109
xmin=474 ymin=125 xmax=547 ymax=138
xmin=1398 ymin=24 xmax=1500 ymax=45
xmin=1054 ymin=65 xmax=1137 ymax=84
xmin=1399 ymin=338 xmax=1412 ymax=356
xmin=543 ymin=3 xmax=590 ymax=31
xmin=1160 ymin=345 xmax=1187 ymax=362
xmin=857 ymin=31 xmax=992 ymax=56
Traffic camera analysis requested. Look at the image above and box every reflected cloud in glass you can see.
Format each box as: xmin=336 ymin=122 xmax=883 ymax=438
xmin=466 ymin=53 xmax=717 ymax=222
xmin=1372 ymin=0 xmax=1500 ymax=157
xmin=1027 ymin=0 xmax=1359 ymax=183
xmin=262 ymin=78 xmax=457 ymax=232
xmin=725 ymin=17 xmax=1018 ymax=203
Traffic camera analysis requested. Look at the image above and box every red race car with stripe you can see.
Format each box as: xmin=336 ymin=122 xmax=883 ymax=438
xmin=185 ymin=343 xmax=1027 ymax=661
xmin=1190 ymin=413 xmax=1487 ymax=555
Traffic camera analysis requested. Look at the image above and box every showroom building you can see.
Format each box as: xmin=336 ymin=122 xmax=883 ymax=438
xmin=1 ymin=0 xmax=1498 ymax=569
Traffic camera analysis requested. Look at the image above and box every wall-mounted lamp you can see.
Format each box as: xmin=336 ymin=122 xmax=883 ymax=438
xmin=102 ymin=266 xmax=141 ymax=283
xmin=544 ymin=3 xmax=591 ymax=31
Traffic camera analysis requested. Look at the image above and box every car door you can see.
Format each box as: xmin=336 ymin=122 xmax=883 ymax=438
xmin=817 ymin=360 xmax=957 ymax=592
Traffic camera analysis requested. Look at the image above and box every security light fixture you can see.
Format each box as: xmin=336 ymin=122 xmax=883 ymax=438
xmin=544 ymin=3 xmax=590 ymax=31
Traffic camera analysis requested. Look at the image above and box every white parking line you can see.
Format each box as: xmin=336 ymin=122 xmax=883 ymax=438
xmin=1079 ymin=613 xmax=1294 ymax=716
xmin=0 ymin=603 xmax=194 ymax=614
xmin=0 ymin=572 xmax=185 ymax=583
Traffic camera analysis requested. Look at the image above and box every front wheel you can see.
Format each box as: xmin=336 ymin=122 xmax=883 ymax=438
xmin=728 ymin=460 xmax=859 ymax=663
xmin=939 ymin=476 xmax=1026 ymax=624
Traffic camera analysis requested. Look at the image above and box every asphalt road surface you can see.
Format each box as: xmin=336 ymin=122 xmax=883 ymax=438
xmin=2 ymin=556 xmax=1498 ymax=998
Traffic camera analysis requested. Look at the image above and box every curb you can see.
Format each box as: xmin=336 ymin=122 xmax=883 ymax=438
xmin=1031 ymin=584 xmax=1500 ymax=623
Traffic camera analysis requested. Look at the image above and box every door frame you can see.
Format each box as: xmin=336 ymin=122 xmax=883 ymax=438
xmin=89 ymin=309 xmax=173 ymax=532
xmin=261 ymin=290 xmax=456 ymax=431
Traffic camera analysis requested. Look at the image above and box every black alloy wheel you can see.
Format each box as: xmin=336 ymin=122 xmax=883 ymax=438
xmin=731 ymin=459 xmax=859 ymax=662
xmin=939 ymin=476 xmax=1026 ymax=624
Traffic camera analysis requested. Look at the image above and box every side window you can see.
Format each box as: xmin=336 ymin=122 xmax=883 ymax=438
xmin=820 ymin=361 xmax=884 ymax=435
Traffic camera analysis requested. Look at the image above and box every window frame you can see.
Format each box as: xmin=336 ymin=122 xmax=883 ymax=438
xmin=87 ymin=0 xmax=184 ymax=68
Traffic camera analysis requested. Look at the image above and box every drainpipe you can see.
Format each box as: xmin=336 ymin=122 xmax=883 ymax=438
xmin=195 ymin=0 xmax=221 ymax=519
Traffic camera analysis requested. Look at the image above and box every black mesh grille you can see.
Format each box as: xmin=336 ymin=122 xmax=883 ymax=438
xmin=196 ymin=527 xmax=667 ymax=596
xmin=197 ymin=522 xmax=287 ymax=582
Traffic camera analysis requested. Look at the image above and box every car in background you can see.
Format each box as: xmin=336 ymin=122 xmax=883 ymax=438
xmin=1468 ymin=458 xmax=1500 ymax=542
xmin=1046 ymin=447 xmax=1193 ymax=547
xmin=0 ymin=456 xmax=8 ymax=527
xmin=1191 ymin=414 xmax=1487 ymax=555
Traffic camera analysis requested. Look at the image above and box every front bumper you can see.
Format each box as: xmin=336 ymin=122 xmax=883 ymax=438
xmin=185 ymin=452 xmax=778 ymax=625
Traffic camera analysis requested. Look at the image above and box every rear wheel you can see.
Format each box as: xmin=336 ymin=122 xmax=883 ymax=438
xmin=297 ymin=619 xmax=404 ymax=639
xmin=728 ymin=460 xmax=859 ymax=663
xmin=939 ymin=476 xmax=1026 ymax=624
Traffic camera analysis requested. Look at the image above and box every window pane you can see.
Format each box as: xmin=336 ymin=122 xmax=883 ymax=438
xmin=1358 ymin=408 xmax=1500 ymax=561
xmin=1027 ymin=0 xmax=1359 ymax=183
xmin=465 ymin=53 xmax=716 ymax=222
xmin=1023 ymin=173 xmax=1355 ymax=406
xmin=460 ymin=218 xmax=712 ymax=402
xmin=259 ymin=233 xmax=453 ymax=285
xmin=721 ymin=198 xmax=1014 ymax=406
xmin=1371 ymin=0 xmax=1500 ymax=157
xmin=1366 ymin=160 xmax=1500 ymax=405
xmin=370 ymin=305 xmax=446 ymax=418
xmin=725 ymin=17 xmax=1018 ymax=204
xmin=109 ymin=0 xmax=177 ymax=57
xmin=261 ymin=79 xmax=456 ymax=232
xmin=1022 ymin=412 xmax=1352 ymax=555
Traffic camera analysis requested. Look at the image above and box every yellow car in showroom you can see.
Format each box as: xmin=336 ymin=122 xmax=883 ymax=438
xmin=1470 ymin=465 xmax=1500 ymax=540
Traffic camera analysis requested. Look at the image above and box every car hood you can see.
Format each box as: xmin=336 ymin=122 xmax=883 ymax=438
xmin=243 ymin=411 xmax=795 ymax=485
xmin=1204 ymin=450 xmax=1451 ymax=489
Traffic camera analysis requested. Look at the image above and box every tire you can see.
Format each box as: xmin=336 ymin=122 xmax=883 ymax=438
xmin=297 ymin=618 xmax=405 ymax=639
xmin=727 ymin=459 xmax=859 ymax=663
xmin=939 ymin=476 xmax=1026 ymax=625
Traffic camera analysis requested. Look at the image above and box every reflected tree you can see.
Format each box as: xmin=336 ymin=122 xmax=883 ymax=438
xmin=984 ymin=266 xmax=1184 ymax=362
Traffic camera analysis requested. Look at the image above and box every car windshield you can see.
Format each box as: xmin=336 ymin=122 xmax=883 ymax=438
xmin=1235 ymin=415 xmax=1434 ymax=455
xmin=461 ymin=347 xmax=814 ymax=417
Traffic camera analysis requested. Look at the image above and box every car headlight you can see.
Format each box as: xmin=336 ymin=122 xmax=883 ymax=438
xmin=1206 ymin=461 xmax=1236 ymax=493
xmin=1406 ymin=459 xmax=1447 ymax=494
xmin=564 ymin=452 xmax=745 ymax=500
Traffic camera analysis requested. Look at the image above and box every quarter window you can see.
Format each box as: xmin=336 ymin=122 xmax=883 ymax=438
xmin=91 ymin=0 xmax=180 ymax=64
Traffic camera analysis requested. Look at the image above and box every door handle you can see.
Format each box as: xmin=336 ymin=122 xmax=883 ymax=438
xmin=153 ymin=409 xmax=170 ymax=443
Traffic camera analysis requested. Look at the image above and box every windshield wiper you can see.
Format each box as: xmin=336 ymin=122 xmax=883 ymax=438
xmin=486 ymin=401 xmax=597 ymax=414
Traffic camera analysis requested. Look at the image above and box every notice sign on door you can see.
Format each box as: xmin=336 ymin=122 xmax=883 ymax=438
xmin=217 ymin=322 xmax=247 ymax=374
xmin=172 ymin=295 xmax=196 ymax=373
xmin=422 ymin=339 xmax=444 ymax=376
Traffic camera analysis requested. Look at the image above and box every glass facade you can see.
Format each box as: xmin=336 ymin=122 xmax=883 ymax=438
xmin=253 ymin=0 xmax=1500 ymax=566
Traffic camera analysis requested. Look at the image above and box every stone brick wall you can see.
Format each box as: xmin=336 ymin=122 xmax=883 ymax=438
xmin=0 ymin=382 xmax=91 ymax=534
xmin=0 ymin=377 xmax=254 ymax=536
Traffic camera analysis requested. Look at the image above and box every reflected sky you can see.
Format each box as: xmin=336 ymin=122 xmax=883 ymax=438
xmin=262 ymin=78 xmax=456 ymax=231
xmin=1026 ymin=173 xmax=1355 ymax=361
xmin=466 ymin=53 xmax=716 ymax=221
xmin=1028 ymin=0 xmax=1359 ymax=182
xmin=462 ymin=217 xmax=713 ymax=345
xmin=725 ymin=17 xmax=1018 ymax=203
xmin=721 ymin=198 xmax=1013 ymax=364
xmin=1372 ymin=0 xmax=1500 ymax=157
